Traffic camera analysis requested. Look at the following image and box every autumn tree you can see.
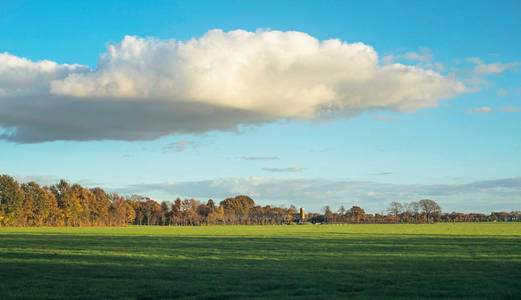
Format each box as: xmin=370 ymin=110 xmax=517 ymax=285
xmin=323 ymin=206 xmax=334 ymax=223
xmin=419 ymin=199 xmax=441 ymax=223
xmin=0 ymin=175 xmax=24 ymax=226
xmin=108 ymin=193 xmax=135 ymax=225
xmin=387 ymin=202 xmax=403 ymax=223
xmin=160 ymin=201 xmax=170 ymax=225
xmin=21 ymin=182 xmax=54 ymax=226
xmin=169 ymin=198 xmax=182 ymax=225
xmin=127 ymin=199 xmax=144 ymax=225
xmin=404 ymin=201 xmax=421 ymax=223
xmin=347 ymin=206 xmax=366 ymax=223
xmin=207 ymin=199 xmax=216 ymax=211
xmin=220 ymin=195 xmax=255 ymax=224
xmin=197 ymin=204 xmax=211 ymax=224
xmin=89 ymin=187 xmax=111 ymax=225
xmin=220 ymin=195 xmax=255 ymax=214
xmin=51 ymin=180 xmax=80 ymax=226
xmin=143 ymin=198 xmax=162 ymax=225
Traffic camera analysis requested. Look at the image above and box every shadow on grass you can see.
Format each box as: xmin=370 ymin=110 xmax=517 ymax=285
xmin=0 ymin=233 xmax=520 ymax=299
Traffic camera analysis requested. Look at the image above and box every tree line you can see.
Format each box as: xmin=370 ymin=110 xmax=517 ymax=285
xmin=316 ymin=200 xmax=519 ymax=224
xmin=0 ymin=175 xmax=519 ymax=227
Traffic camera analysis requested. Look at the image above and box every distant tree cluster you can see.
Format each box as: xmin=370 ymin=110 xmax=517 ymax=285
xmin=384 ymin=200 xmax=519 ymax=223
xmin=121 ymin=195 xmax=300 ymax=226
xmin=310 ymin=200 xmax=519 ymax=224
xmin=0 ymin=175 xmax=519 ymax=227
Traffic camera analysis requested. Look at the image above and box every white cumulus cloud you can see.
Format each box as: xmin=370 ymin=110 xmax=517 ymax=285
xmin=0 ymin=29 xmax=467 ymax=143
xmin=0 ymin=52 xmax=89 ymax=94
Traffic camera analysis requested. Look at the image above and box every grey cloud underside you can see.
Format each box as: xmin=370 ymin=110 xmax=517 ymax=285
xmin=116 ymin=177 xmax=521 ymax=213
xmin=0 ymin=94 xmax=267 ymax=143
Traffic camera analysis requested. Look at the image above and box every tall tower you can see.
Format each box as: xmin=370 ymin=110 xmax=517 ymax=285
xmin=300 ymin=208 xmax=305 ymax=221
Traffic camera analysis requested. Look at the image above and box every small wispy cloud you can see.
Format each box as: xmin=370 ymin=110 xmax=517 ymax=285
xmin=374 ymin=115 xmax=401 ymax=123
xmin=14 ymin=175 xmax=60 ymax=186
xmin=262 ymin=167 xmax=304 ymax=173
xmin=309 ymin=147 xmax=334 ymax=153
xmin=371 ymin=172 xmax=393 ymax=176
xmin=12 ymin=175 xmax=101 ymax=188
xmin=163 ymin=140 xmax=200 ymax=152
xmin=466 ymin=57 xmax=520 ymax=75
xmin=466 ymin=57 xmax=484 ymax=65
xmin=497 ymin=89 xmax=508 ymax=97
xmin=383 ymin=51 xmax=432 ymax=64
xmin=461 ymin=76 xmax=489 ymax=91
xmin=383 ymin=47 xmax=444 ymax=71
xmin=467 ymin=106 xmax=493 ymax=114
xmin=244 ymin=156 xmax=279 ymax=161
xmin=499 ymin=106 xmax=520 ymax=112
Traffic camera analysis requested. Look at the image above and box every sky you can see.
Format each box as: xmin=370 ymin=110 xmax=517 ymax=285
xmin=1 ymin=0 xmax=520 ymax=213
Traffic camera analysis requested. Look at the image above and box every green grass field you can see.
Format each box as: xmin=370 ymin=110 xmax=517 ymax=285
xmin=1 ymin=224 xmax=520 ymax=299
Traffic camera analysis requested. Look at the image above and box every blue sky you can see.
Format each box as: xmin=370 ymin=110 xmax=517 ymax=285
xmin=1 ymin=0 xmax=520 ymax=213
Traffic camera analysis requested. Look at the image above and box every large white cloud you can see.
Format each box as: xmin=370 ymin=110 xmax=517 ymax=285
xmin=0 ymin=29 xmax=467 ymax=143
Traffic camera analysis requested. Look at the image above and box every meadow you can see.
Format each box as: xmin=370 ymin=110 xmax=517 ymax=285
xmin=1 ymin=223 xmax=520 ymax=299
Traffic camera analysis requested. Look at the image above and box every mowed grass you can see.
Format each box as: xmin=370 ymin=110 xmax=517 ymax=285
xmin=1 ymin=224 xmax=520 ymax=299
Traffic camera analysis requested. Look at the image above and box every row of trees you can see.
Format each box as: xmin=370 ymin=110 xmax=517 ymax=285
xmin=314 ymin=200 xmax=519 ymax=224
xmin=127 ymin=195 xmax=299 ymax=226
xmin=0 ymin=175 xmax=134 ymax=226
xmin=0 ymin=175 xmax=299 ymax=226
xmin=0 ymin=175 xmax=519 ymax=227
xmin=385 ymin=200 xmax=519 ymax=223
